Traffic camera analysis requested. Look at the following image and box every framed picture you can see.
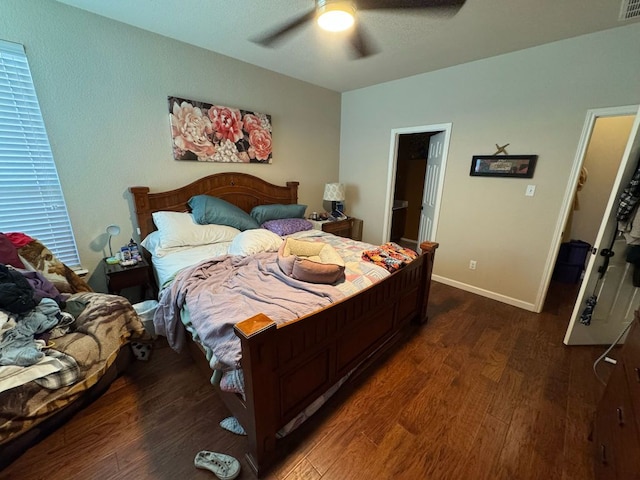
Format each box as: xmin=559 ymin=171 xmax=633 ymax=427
xmin=168 ymin=96 xmax=272 ymax=164
xmin=470 ymin=155 xmax=537 ymax=178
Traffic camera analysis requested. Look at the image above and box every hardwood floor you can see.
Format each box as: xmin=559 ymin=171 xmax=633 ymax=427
xmin=1 ymin=281 xmax=608 ymax=480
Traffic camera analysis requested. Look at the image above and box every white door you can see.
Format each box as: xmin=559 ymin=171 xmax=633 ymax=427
xmin=565 ymin=109 xmax=640 ymax=345
xmin=418 ymin=131 xmax=445 ymax=243
xmin=385 ymin=124 xmax=451 ymax=246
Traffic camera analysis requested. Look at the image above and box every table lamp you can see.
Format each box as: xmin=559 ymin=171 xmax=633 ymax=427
xmin=323 ymin=183 xmax=345 ymax=218
xmin=106 ymin=224 xmax=121 ymax=264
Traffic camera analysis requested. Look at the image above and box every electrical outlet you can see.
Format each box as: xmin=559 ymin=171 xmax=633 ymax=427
xmin=469 ymin=260 xmax=477 ymax=270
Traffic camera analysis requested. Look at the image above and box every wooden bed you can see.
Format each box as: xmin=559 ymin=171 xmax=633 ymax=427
xmin=129 ymin=172 xmax=438 ymax=476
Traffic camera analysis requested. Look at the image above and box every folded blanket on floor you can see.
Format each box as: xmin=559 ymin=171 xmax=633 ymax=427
xmin=361 ymin=242 xmax=418 ymax=273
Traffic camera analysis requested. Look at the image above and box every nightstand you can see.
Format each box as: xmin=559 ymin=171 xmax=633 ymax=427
xmin=103 ymin=257 xmax=155 ymax=300
xmin=321 ymin=218 xmax=353 ymax=238
xmin=309 ymin=217 xmax=360 ymax=240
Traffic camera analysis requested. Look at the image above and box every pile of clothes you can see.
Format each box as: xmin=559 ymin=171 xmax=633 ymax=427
xmin=0 ymin=233 xmax=87 ymax=392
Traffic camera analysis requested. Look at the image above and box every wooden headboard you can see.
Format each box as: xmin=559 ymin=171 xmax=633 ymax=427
xmin=129 ymin=172 xmax=299 ymax=239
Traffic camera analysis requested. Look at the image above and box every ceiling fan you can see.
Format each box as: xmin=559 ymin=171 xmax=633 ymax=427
xmin=252 ymin=0 xmax=467 ymax=59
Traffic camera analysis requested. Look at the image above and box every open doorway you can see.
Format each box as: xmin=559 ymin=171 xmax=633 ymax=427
xmin=391 ymin=132 xmax=435 ymax=249
xmin=385 ymin=124 xmax=452 ymax=248
xmin=562 ymin=108 xmax=640 ymax=345
xmin=563 ymin=116 xmax=635 ymax=250
xmin=545 ymin=114 xmax=636 ymax=313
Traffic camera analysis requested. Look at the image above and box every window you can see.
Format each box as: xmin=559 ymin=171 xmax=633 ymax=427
xmin=0 ymin=40 xmax=81 ymax=268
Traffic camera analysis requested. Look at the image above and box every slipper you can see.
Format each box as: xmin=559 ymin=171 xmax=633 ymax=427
xmin=220 ymin=416 xmax=247 ymax=436
xmin=194 ymin=451 xmax=240 ymax=480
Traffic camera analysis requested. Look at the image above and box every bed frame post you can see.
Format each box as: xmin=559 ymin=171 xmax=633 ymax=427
xmin=234 ymin=314 xmax=279 ymax=476
xmin=129 ymin=186 xmax=153 ymax=239
xmin=418 ymin=241 xmax=439 ymax=324
xmin=285 ymin=181 xmax=299 ymax=205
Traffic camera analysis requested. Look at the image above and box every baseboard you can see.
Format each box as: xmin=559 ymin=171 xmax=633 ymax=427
xmin=432 ymin=275 xmax=537 ymax=312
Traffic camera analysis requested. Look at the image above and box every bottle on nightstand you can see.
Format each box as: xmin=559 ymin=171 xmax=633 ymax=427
xmin=128 ymin=238 xmax=141 ymax=261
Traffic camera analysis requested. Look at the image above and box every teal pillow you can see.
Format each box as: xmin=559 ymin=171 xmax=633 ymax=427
xmin=188 ymin=195 xmax=260 ymax=231
xmin=250 ymin=204 xmax=307 ymax=225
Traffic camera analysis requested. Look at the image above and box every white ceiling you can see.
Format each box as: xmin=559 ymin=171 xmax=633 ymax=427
xmin=55 ymin=0 xmax=636 ymax=92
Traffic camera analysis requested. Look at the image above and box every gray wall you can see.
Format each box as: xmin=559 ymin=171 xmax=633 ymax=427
xmin=0 ymin=0 xmax=341 ymax=290
xmin=340 ymin=24 xmax=640 ymax=310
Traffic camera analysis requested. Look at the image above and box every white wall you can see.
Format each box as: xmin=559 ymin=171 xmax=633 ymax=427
xmin=341 ymin=24 xmax=640 ymax=310
xmin=0 ymin=0 xmax=341 ymax=289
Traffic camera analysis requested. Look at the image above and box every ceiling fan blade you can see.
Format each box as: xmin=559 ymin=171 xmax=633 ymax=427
xmin=357 ymin=0 xmax=466 ymax=10
xmin=251 ymin=9 xmax=316 ymax=47
xmin=349 ymin=23 xmax=378 ymax=59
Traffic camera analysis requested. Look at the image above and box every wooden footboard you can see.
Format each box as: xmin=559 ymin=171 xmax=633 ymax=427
xmin=232 ymin=241 xmax=438 ymax=476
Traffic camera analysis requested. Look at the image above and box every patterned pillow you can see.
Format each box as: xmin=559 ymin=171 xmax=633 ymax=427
xmin=18 ymin=240 xmax=92 ymax=294
xmin=261 ymin=218 xmax=313 ymax=236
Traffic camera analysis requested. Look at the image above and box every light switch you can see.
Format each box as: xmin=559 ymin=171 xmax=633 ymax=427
xmin=525 ymin=185 xmax=536 ymax=197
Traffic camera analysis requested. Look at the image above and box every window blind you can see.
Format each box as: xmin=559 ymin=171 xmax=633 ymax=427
xmin=0 ymin=40 xmax=81 ymax=268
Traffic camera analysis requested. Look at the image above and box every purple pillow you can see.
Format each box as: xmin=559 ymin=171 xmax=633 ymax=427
xmin=262 ymin=218 xmax=313 ymax=236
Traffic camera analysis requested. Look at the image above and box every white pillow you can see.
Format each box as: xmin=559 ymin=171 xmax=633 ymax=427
xmin=140 ymin=230 xmax=162 ymax=254
xmin=151 ymin=211 xmax=240 ymax=249
xmin=140 ymin=231 xmax=189 ymax=258
xmin=228 ymin=229 xmax=283 ymax=256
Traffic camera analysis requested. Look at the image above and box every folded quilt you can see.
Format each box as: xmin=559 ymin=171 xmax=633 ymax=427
xmin=361 ymin=242 xmax=418 ymax=273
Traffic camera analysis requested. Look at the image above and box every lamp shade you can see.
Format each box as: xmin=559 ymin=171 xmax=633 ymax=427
xmin=323 ymin=183 xmax=345 ymax=202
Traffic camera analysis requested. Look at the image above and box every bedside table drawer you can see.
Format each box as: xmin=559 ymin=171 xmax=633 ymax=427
xmin=322 ymin=218 xmax=353 ymax=238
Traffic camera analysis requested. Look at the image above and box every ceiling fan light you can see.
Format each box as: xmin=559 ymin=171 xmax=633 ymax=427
xmin=317 ymin=1 xmax=355 ymax=32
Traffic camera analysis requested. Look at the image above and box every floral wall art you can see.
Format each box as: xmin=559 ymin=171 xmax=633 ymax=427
xmin=168 ymin=96 xmax=272 ymax=163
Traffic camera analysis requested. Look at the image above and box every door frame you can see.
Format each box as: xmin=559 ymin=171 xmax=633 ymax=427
xmin=535 ymin=105 xmax=639 ymax=313
xmin=384 ymin=123 xmax=452 ymax=243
